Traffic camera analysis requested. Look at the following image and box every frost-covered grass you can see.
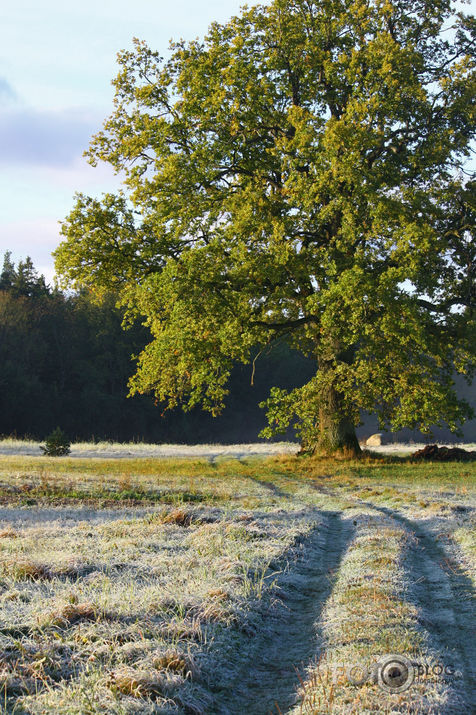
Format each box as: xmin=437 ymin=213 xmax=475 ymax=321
xmin=292 ymin=513 xmax=468 ymax=713
xmin=0 ymin=453 xmax=474 ymax=713
xmin=1 ymin=437 xmax=476 ymax=460
xmin=0 ymin=438 xmax=299 ymax=459
xmin=0 ymin=504 xmax=322 ymax=713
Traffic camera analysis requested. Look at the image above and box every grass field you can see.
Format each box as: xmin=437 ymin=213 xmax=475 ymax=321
xmin=0 ymin=449 xmax=474 ymax=713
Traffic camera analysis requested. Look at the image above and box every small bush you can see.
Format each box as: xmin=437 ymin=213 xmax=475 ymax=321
xmin=40 ymin=427 xmax=71 ymax=456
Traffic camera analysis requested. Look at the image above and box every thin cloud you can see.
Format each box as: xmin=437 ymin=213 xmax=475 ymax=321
xmin=0 ymin=107 xmax=100 ymax=167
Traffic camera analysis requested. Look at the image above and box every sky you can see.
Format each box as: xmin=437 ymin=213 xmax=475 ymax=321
xmin=0 ymin=0 xmax=248 ymax=282
xmin=0 ymin=0 xmax=474 ymax=284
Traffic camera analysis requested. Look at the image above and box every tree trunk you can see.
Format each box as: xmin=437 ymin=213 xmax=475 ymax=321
xmin=298 ymin=350 xmax=361 ymax=457
xmin=314 ymin=382 xmax=361 ymax=456
xmin=316 ymin=407 xmax=361 ymax=456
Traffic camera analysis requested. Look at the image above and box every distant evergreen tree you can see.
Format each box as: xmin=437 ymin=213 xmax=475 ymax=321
xmin=40 ymin=427 xmax=71 ymax=456
xmin=0 ymin=251 xmax=15 ymax=291
xmin=13 ymin=256 xmax=49 ymax=298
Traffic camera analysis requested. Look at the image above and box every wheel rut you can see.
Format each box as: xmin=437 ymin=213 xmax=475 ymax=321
xmin=211 ymin=511 xmax=354 ymax=715
xmin=361 ymin=502 xmax=476 ymax=713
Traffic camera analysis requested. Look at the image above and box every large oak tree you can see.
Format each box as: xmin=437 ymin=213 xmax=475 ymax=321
xmin=56 ymin=0 xmax=476 ymax=454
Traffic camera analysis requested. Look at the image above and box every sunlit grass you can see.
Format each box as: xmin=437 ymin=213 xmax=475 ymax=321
xmin=0 ymin=448 xmax=474 ymax=712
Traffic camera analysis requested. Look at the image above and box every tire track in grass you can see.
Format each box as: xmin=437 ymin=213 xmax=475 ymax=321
xmin=212 ymin=511 xmax=353 ymax=715
xmin=371 ymin=504 xmax=476 ymax=713
xmin=240 ymin=473 xmax=292 ymax=499
xmin=291 ymin=498 xmax=471 ymax=714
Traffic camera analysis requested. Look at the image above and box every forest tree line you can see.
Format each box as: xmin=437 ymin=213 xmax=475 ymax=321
xmin=2 ymin=252 xmax=474 ymax=444
xmin=0 ymin=252 xmax=317 ymax=443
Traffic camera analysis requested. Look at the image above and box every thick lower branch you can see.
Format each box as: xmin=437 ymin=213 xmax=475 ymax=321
xmin=249 ymin=316 xmax=318 ymax=330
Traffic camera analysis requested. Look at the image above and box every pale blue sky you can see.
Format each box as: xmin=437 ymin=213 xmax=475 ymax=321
xmin=0 ymin=0 xmax=248 ymax=280
xmin=0 ymin=0 xmax=474 ymax=282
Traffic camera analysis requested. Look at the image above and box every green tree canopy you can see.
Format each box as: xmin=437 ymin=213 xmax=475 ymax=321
xmin=55 ymin=0 xmax=476 ymax=453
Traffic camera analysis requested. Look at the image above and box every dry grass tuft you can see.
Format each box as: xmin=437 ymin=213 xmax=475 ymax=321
xmin=198 ymin=600 xmax=233 ymax=623
xmin=39 ymin=601 xmax=98 ymax=628
xmin=0 ymin=527 xmax=17 ymax=538
xmin=0 ymin=559 xmax=50 ymax=581
xmin=207 ymin=588 xmax=229 ymax=601
xmin=152 ymin=650 xmax=193 ymax=676
xmin=159 ymin=507 xmax=193 ymax=526
xmin=108 ymin=666 xmax=179 ymax=698
xmin=160 ymin=618 xmax=204 ymax=642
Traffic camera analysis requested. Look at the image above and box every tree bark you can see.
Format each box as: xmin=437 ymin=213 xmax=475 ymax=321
xmin=313 ymin=381 xmax=361 ymax=456
xmin=316 ymin=405 xmax=361 ymax=455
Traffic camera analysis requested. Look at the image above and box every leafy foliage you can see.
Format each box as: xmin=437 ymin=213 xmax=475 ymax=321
xmin=0 ymin=253 xmax=315 ymax=442
xmin=55 ymin=0 xmax=476 ymax=452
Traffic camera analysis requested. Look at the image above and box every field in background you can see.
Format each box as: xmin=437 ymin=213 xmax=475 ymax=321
xmin=0 ymin=448 xmax=474 ymax=713
xmin=1 ymin=437 xmax=476 ymax=460
xmin=0 ymin=439 xmax=300 ymax=460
